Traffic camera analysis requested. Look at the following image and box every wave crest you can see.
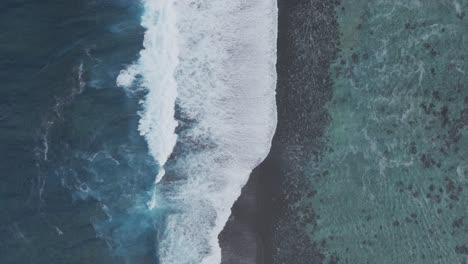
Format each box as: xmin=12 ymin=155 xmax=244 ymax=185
xmin=119 ymin=0 xmax=278 ymax=263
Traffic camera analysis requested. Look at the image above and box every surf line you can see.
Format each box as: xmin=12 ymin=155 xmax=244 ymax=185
xmin=117 ymin=0 xmax=179 ymax=209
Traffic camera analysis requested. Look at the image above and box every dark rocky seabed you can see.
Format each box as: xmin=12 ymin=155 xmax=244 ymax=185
xmin=1 ymin=0 xmax=468 ymax=264
xmin=222 ymin=0 xmax=468 ymax=264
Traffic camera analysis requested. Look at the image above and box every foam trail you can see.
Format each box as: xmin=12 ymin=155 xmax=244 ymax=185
xmin=120 ymin=0 xmax=278 ymax=263
xmin=117 ymin=0 xmax=179 ymax=192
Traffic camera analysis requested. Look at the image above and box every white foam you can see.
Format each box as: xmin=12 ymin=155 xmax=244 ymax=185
xmin=117 ymin=0 xmax=179 ymax=185
xmin=119 ymin=0 xmax=278 ymax=263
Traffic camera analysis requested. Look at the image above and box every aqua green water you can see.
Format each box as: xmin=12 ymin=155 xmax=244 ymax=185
xmin=306 ymin=1 xmax=468 ymax=263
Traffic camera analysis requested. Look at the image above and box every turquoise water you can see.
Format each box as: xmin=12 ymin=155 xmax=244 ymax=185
xmin=307 ymin=1 xmax=468 ymax=263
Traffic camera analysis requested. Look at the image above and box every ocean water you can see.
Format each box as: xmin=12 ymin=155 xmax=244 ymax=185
xmin=271 ymin=0 xmax=468 ymax=263
xmin=0 ymin=0 xmax=158 ymax=263
xmin=1 ymin=0 xmax=278 ymax=264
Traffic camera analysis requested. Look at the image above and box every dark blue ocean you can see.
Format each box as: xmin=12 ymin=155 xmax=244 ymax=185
xmin=0 ymin=1 xmax=162 ymax=263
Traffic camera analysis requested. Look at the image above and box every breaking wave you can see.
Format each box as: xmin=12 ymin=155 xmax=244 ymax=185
xmin=118 ymin=0 xmax=277 ymax=263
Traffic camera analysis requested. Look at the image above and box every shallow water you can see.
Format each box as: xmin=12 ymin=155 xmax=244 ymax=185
xmin=272 ymin=1 xmax=468 ymax=263
xmin=314 ymin=1 xmax=468 ymax=262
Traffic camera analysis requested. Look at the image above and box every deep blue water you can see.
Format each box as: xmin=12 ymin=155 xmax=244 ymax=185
xmin=0 ymin=1 xmax=161 ymax=263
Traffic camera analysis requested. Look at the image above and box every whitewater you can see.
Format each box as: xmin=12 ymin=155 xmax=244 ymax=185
xmin=117 ymin=0 xmax=278 ymax=263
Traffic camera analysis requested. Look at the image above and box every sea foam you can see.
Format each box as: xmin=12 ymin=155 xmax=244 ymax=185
xmin=117 ymin=0 xmax=179 ymax=187
xmin=118 ymin=0 xmax=278 ymax=263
